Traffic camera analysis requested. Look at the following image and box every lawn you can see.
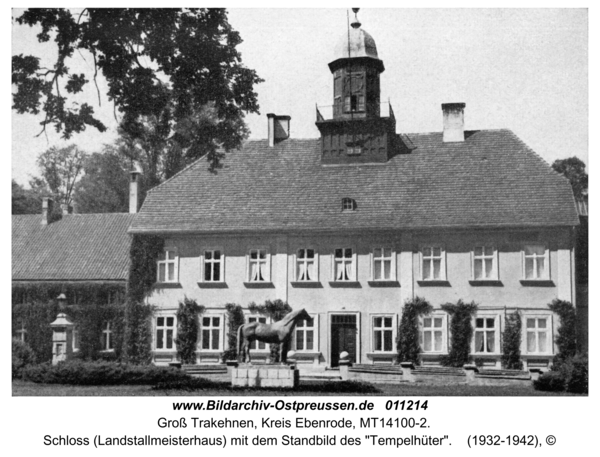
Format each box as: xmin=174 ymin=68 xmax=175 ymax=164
xmin=12 ymin=379 xmax=580 ymax=397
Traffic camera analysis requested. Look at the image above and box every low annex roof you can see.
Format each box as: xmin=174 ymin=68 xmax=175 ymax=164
xmin=129 ymin=129 xmax=579 ymax=234
xmin=12 ymin=213 xmax=134 ymax=281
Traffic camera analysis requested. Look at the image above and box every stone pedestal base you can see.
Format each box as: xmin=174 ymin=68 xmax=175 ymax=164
xmin=232 ymin=365 xmax=299 ymax=388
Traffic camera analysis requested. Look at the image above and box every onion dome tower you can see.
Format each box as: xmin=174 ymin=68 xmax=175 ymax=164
xmin=317 ymin=9 xmax=398 ymax=164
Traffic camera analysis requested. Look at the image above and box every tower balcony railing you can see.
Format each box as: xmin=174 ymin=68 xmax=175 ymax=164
xmin=316 ymin=100 xmax=395 ymax=122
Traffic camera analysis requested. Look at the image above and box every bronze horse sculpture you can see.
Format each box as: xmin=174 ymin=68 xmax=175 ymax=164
xmin=237 ymin=309 xmax=311 ymax=364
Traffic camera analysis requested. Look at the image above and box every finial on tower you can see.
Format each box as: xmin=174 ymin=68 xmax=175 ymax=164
xmin=351 ymin=8 xmax=361 ymax=28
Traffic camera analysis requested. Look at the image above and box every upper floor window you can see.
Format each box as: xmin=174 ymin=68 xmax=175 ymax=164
xmin=472 ymin=246 xmax=498 ymax=280
xmin=294 ymin=315 xmax=316 ymax=352
xmin=157 ymin=249 xmax=178 ymax=283
xmin=101 ymin=322 xmax=114 ymax=351
xmin=372 ymin=248 xmax=395 ymax=281
xmin=333 ymin=248 xmax=355 ymax=281
xmin=296 ymin=249 xmax=317 ymax=282
xmin=523 ymin=245 xmax=549 ymax=280
xmin=247 ymin=249 xmax=270 ymax=282
xmin=421 ymin=246 xmax=446 ymax=281
xmin=372 ymin=316 xmax=394 ymax=352
xmin=15 ymin=320 xmax=27 ymax=343
xmin=474 ymin=317 xmax=497 ymax=353
xmin=155 ymin=316 xmax=175 ymax=351
xmin=342 ymin=198 xmax=356 ymax=211
xmin=203 ymin=249 xmax=224 ymax=282
xmin=201 ymin=316 xmax=222 ymax=351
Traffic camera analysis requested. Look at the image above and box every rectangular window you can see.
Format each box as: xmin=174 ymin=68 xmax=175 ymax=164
xmin=157 ymin=249 xmax=178 ymax=283
xmin=203 ymin=249 xmax=224 ymax=282
xmin=294 ymin=316 xmax=315 ymax=351
xmin=72 ymin=326 xmax=79 ymax=352
xmin=201 ymin=316 xmax=221 ymax=351
xmin=523 ymin=245 xmax=549 ymax=280
xmin=15 ymin=321 xmax=27 ymax=343
xmin=526 ymin=317 xmax=549 ymax=354
xmin=421 ymin=246 xmax=445 ymax=280
xmin=248 ymin=316 xmax=267 ymax=350
xmin=101 ymin=322 xmax=114 ymax=351
xmin=421 ymin=316 xmax=445 ymax=353
xmin=156 ymin=316 xmax=175 ymax=350
xmin=474 ymin=317 xmax=496 ymax=353
xmin=334 ymin=248 xmax=355 ymax=281
xmin=248 ymin=249 xmax=269 ymax=282
xmin=472 ymin=246 xmax=498 ymax=280
xmin=373 ymin=316 xmax=394 ymax=352
xmin=372 ymin=248 xmax=394 ymax=281
xmin=296 ymin=249 xmax=317 ymax=281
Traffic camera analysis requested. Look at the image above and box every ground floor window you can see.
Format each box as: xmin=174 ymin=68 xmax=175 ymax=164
xmin=372 ymin=316 xmax=394 ymax=352
xmin=156 ymin=316 xmax=176 ymax=350
xmin=201 ymin=316 xmax=222 ymax=351
xmin=420 ymin=316 xmax=445 ymax=353
xmin=526 ymin=317 xmax=550 ymax=354
xmin=474 ymin=317 xmax=497 ymax=353
xmin=294 ymin=315 xmax=316 ymax=351
xmin=101 ymin=322 xmax=114 ymax=351
xmin=72 ymin=326 xmax=79 ymax=352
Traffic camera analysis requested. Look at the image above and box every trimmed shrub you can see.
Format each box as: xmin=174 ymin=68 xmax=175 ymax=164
xmin=441 ymin=300 xmax=478 ymax=367
xmin=176 ymin=298 xmax=205 ymax=364
xmin=397 ymin=296 xmax=432 ymax=364
xmin=222 ymin=303 xmax=245 ymax=361
xmin=22 ymin=360 xmax=191 ymax=385
xmin=558 ymin=354 xmax=588 ymax=394
xmin=152 ymin=377 xmax=228 ymax=391
xmin=533 ymin=371 xmax=565 ymax=392
xmin=12 ymin=338 xmax=36 ymax=379
xmin=501 ymin=311 xmax=523 ymax=370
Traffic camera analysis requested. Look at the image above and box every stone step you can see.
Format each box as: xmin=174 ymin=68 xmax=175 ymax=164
xmin=478 ymin=369 xmax=530 ymax=378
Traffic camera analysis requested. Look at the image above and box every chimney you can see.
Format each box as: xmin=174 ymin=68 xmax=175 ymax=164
xmin=267 ymin=113 xmax=291 ymax=147
xmin=442 ymin=103 xmax=466 ymax=143
xmin=129 ymin=161 xmax=143 ymax=214
xmin=60 ymin=203 xmax=73 ymax=215
xmin=41 ymin=197 xmax=54 ymax=225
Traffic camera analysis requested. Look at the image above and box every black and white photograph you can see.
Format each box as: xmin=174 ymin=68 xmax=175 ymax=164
xmin=8 ymin=4 xmax=593 ymax=455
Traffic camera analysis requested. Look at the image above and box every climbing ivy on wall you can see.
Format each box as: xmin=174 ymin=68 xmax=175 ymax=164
xmin=396 ymin=296 xmax=432 ymax=364
xmin=175 ymin=298 xmax=205 ymax=364
xmin=222 ymin=303 xmax=245 ymax=361
xmin=548 ymin=299 xmax=578 ymax=363
xmin=12 ymin=283 xmax=126 ymax=362
xmin=248 ymin=299 xmax=292 ymax=363
xmin=440 ymin=300 xmax=478 ymax=367
xmin=501 ymin=310 xmax=523 ymax=370
xmin=123 ymin=234 xmax=163 ymax=364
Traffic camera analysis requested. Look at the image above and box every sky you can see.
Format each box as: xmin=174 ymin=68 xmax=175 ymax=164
xmin=11 ymin=8 xmax=588 ymax=186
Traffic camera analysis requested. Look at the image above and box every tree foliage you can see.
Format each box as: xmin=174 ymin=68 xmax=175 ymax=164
xmin=548 ymin=299 xmax=578 ymax=364
xmin=222 ymin=303 xmax=244 ymax=361
xmin=175 ymin=298 xmax=205 ymax=364
xmin=74 ymin=147 xmax=132 ymax=213
xmin=12 ymin=179 xmax=48 ymax=214
xmin=396 ymin=296 xmax=432 ymax=364
xmin=36 ymin=144 xmax=87 ymax=206
xmin=551 ymin=156 xmax=588 ymax=199
xmin=13 ymin=8 xmax=263 ymax=176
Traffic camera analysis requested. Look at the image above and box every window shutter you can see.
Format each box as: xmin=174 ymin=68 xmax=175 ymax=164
xmin=391 ymin=250 xmax=397 ymax=281
xmin=369 ymin=251 xmax=374 ymax=281
xmin=245 ymin=251 xmax=250 ymax=282
xmin=199 ymin=253 xmax=204 ymax=282
xmin=266 ymin=252 xmax=272 ymax=282
xmin=293 ymin=251 xmax=298 ymax=281
xmin=352 ymin=249 xmax=357 ymax=281
xmin=220 ymin=251 xmax=225 ymax=282
xmin=314 ymin=251 xmax=320 ymax=282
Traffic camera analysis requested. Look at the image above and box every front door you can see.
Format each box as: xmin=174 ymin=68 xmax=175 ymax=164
xmin=331 ymin=314 xmax=357 ymax=367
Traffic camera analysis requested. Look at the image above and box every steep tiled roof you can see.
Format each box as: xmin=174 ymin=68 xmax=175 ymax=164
xmin=130 ymin=129 xmax=579 ymax=234
xmin=12 ymin=213 xmax=134 ymax=281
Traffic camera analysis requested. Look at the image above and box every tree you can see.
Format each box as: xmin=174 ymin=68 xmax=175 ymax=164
xmin=12 ymin=179 xmax=47 ymax=214
xmin=74 ymin=147 xmax=132 ymax=213
xmin=37 ymin=144 xmax=87 ymax=206
xmin=13 ymin=8 xmax=263 ymax=179
xmin=551 ymin=157 xmax=588 ymax=199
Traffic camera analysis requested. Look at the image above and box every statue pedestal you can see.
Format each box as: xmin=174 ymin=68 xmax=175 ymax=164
xmin=232 ymin=365 xmax=299 ymax=389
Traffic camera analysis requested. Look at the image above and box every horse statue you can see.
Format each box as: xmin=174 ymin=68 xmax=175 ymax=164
xmin=237 ymin=308 xmax=311 ymax=364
